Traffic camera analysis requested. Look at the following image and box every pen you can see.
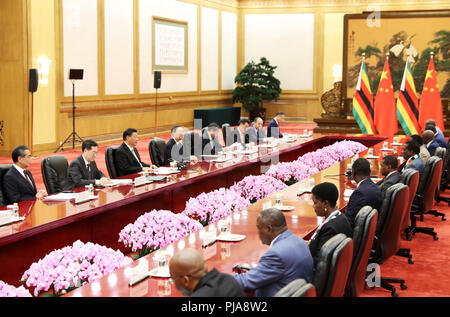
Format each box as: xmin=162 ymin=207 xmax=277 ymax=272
xmin=128 ymin=273 xmax=150 ymax=287
xmin=202 ymin=239 xmax=218 ymax=248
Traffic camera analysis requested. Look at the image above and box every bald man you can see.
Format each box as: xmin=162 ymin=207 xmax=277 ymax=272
xmin=234 ymin=208 xmax=314 ymax=297
xmin=422 ymin=130 xmax=440 ymax=156
xmin=425 ymin=119 xmax=447 ymax=149
xmin=169 ymin=248 xmax=245 ymax=297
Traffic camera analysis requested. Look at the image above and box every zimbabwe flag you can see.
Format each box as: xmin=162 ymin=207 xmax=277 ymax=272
xmin=352 ymin=56 xmax=376 ymax=134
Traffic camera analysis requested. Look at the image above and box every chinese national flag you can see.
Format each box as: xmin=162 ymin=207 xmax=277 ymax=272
xmin=374 ymin=55 xmax=397 ymax=137
xmin=419 ymin=55 xmax=444 ymax=131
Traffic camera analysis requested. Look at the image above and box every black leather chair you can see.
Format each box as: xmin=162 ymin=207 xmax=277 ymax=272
xmin=182 ymin=131 xmax=202 ymax=160
xmin=274 ymin=279 xmax=307 ymax=297
xmin=396 ymin=169 xmax=419 ymax=264
xmin=408 ymin=156 xmax=444 ymax=240
xmin=222 ymin=124 xmax=232 ymax=147
xmin=345 ymin=206 xmax=378 ymax=297
xmin=0 ymin=164 xmax=12 ymax=206
xmin=149 ymin=138 xmax=166 ymax=167
xmin=370 ymin=183 xmax=409 ymax=297
xmin=292 ymin=282 xmax=316 ymax=297
xmin=435 ymin=147 xmax=450 ymax=206
xmin=105 ymin=145 xmax=120 ymax=179
xmin=441 ymin=138 xmax=450 ymax=191
xmin=313 ymin=233 xmax=353 ymax=297
xmin=41 ymin=156 xmax=69 ymax=195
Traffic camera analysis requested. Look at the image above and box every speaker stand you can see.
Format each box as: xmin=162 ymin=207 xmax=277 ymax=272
xmin=154 ymin=88 xmax=159 ymax=137
xmin=55 ymin=81 xmax=84 ymax=152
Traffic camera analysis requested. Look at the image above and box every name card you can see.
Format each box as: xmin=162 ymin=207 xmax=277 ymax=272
xmin=129 ymin=258 xmax=149 ymax=286
xmin=134 ymin=176 xmax=149 ymax=187
xmin=74 ymin=191 xmax=91 ymax=204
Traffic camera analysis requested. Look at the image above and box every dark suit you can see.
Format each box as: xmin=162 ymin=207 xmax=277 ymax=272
xmin=191 ymin=268 xmax=245 ymax=297
xmin=379 ymin=171 xmax=400 ymax=197
xmin=163 ymin=138 xmax=183 ymax=166
xmin=66 ymin=155 xmax=106 ymax=189
xmin=267 ymin=119 xmax=283 ymax=138
xmin=234 ymin=230 xmax=314 ymax=297
xmin=115 ymin=142 xmax=150 ymax=177
xmin=426 ymin=140 xmax=440 ymax=157
xmin=403 ymin=156 xmax=425 ymax=178
xmin=231 ymin=128 xmax=248 ymax=145
xmin=308 ymin=212 xmax=353 ymax=265
xmin=434 ymin=131 xmax=447 ymax=149
xmin=3 ymin=166 xmax=37 ymax=204
xmin=245 ymin=125 xmax=267 ymax=144
xmin=202 ymin=130 xmax=223 ymax=155
xmin=345 ymin=178 xmax=382 ymax=227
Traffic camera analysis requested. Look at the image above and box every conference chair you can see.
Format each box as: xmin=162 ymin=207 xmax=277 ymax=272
xmin=222 ymin=124 xmax=232 ymax=147
xmin=291 ymin=282 xmax=316 ymax=297
xmin=313 ymin=234 xmax=353 ymax=297
xmin=41 ymin=156 xmax=69 ymax=195
xmin=149 ymin=138 xmax=166 ymax=167
xmin=0 ymin=164 xmax=12 ymax=206
xmin=274 ymin=279 xmax=307 ymax=297
xmin=441 ymin=138 xmax=450 ymax=191
xmin=182 ymin=131 xmax=202 ymax=160
xmin=345 ymin=206 xmax=378 ymax=297
xmin=396 ymin=169 xmax=419 ymax=264
xmin=435 ymin=147 xmax=450 ymax=206
xmin=408 ymin=156 xmax=443 ymax=240
xmin=105 ymin=145 xmax=120 ymax=179
xmin=369 ymin=183 xmax=409 ymax=297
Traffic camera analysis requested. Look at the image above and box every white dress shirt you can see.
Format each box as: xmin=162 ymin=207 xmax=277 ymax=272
xmin=125 ymin=142 xmax=142 ymax=168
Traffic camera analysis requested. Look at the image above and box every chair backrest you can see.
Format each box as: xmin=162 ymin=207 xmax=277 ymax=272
xmin=399 ymin=169 xmax=420 ymax=232
xmin=346 ymin=206 xmax=378 ymax=297
xmin=375 ymin=183 xmax=409 ymax=261
xmin=435 ymin=147 xmax=445 ymax=160
xmin=273 ymin=279 xmax=306 ymax=297
xmin=182 ymin=131 xmax=202 ymax=159
xmin=313 ymin=233 xmax=354 ymax=297
xmin=420 ymin=157 xmax=443 ymax=212
xmin=222 ymin=123 xmax=232 ymax=146
xmin=435 ymin=147 xmax=447 ymax=189
xmin=0 ymin=164 xmax=12 ymax=206
xmin=41 ymin=155 xmax=69 ymax=195
xmin=105 ymin=145 xmax=120 ymax=179
xmin=149 ymin=138 xmax=166 ymax=167
xmin=292 ymin=283 xmax=316 ymax=297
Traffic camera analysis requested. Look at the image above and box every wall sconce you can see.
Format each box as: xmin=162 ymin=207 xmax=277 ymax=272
xmin=37 ymin=56 xmax=52 ymax=86
xmin=333 ymin=64 xmax=342 ymax=82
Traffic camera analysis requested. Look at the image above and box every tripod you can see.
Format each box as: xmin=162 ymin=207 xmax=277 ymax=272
xmin=55 ymin=80 xmax=84 ymax=152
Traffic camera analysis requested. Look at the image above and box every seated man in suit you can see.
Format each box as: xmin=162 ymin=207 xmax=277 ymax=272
xmin=234 ymin=208 xmax=314 ymax=297
xmin=115 ymin=128 xmax=154 ymax=177
xmin=308 ymin=182 xmax=352 ymax=265
xmin=422 ymin=129 xmax=440 ymax=157
xmin=379 ymin=155 xmax=400 ymax=196
xmin=246 ymin=117 xmax=269 ymax=144
xmin=202 ymin=123 xmax=223 ymax=156
xmin=425 ymin=119 xmax=447 ymax=148
xmin=66 ymin=140 xmax=111 ymax=189
xmin=231 ymin=119 xmax=250 ymax=146
xmin=169 ymin=248 xmax=245 ymax=297
xmin=3 ymin=145 xmax=47 ymax=204
xmin=401 ymin=140 xmax=424 ymax=176
xmin=164 ymin=126 xmax=197 ymax=165
xmin=345 ymin=158 xmax=382 ymax=228
xmin=267 ymin=112 xmax=285 ymax=138
xmin=409 ymin=134 xmax=430 ymax=164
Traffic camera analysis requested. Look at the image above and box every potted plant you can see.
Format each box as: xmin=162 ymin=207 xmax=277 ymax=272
xmin=232 ymin=57 xmax=282 ymax=122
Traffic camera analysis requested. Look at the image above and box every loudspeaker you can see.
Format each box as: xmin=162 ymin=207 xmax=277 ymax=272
xmin=69 ymin=69 xmax=84 ymax=80
xmin=154 ymin=71 xmax=161 ymax=89
xmin=29 ymin=69 xmax=39 ymax=92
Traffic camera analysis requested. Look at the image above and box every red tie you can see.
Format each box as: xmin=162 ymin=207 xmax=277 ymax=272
xmin=24 ymin=170 xmax=34 ymax=188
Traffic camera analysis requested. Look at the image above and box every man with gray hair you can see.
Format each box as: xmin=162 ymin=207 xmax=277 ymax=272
xmin=234 ymin=208 xmax=314 ymax=297
xmin=246 ymin=117 xmax=268 ymax=144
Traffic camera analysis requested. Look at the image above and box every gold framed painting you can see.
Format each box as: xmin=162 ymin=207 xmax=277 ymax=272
xmin=342 ymin=10 xmax=450 ymax=115
xmin=152 ymin=16 xmax=188 ymax=73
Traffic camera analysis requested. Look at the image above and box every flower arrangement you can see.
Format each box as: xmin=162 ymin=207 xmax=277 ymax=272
xmin=118 ymin=210 xmax=203 ymax=260
xmin=230 ymin=175 xmax=287 ymax=204
xmin=0 ymin=281 xmax=32 ymax=297
xmin=21 ymin=240 xmax=132 ymax=296
xmin=265 ymin=160 xmax=318 ymax=186
xmin=183 ymin=188 xmax=250 ymax=226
